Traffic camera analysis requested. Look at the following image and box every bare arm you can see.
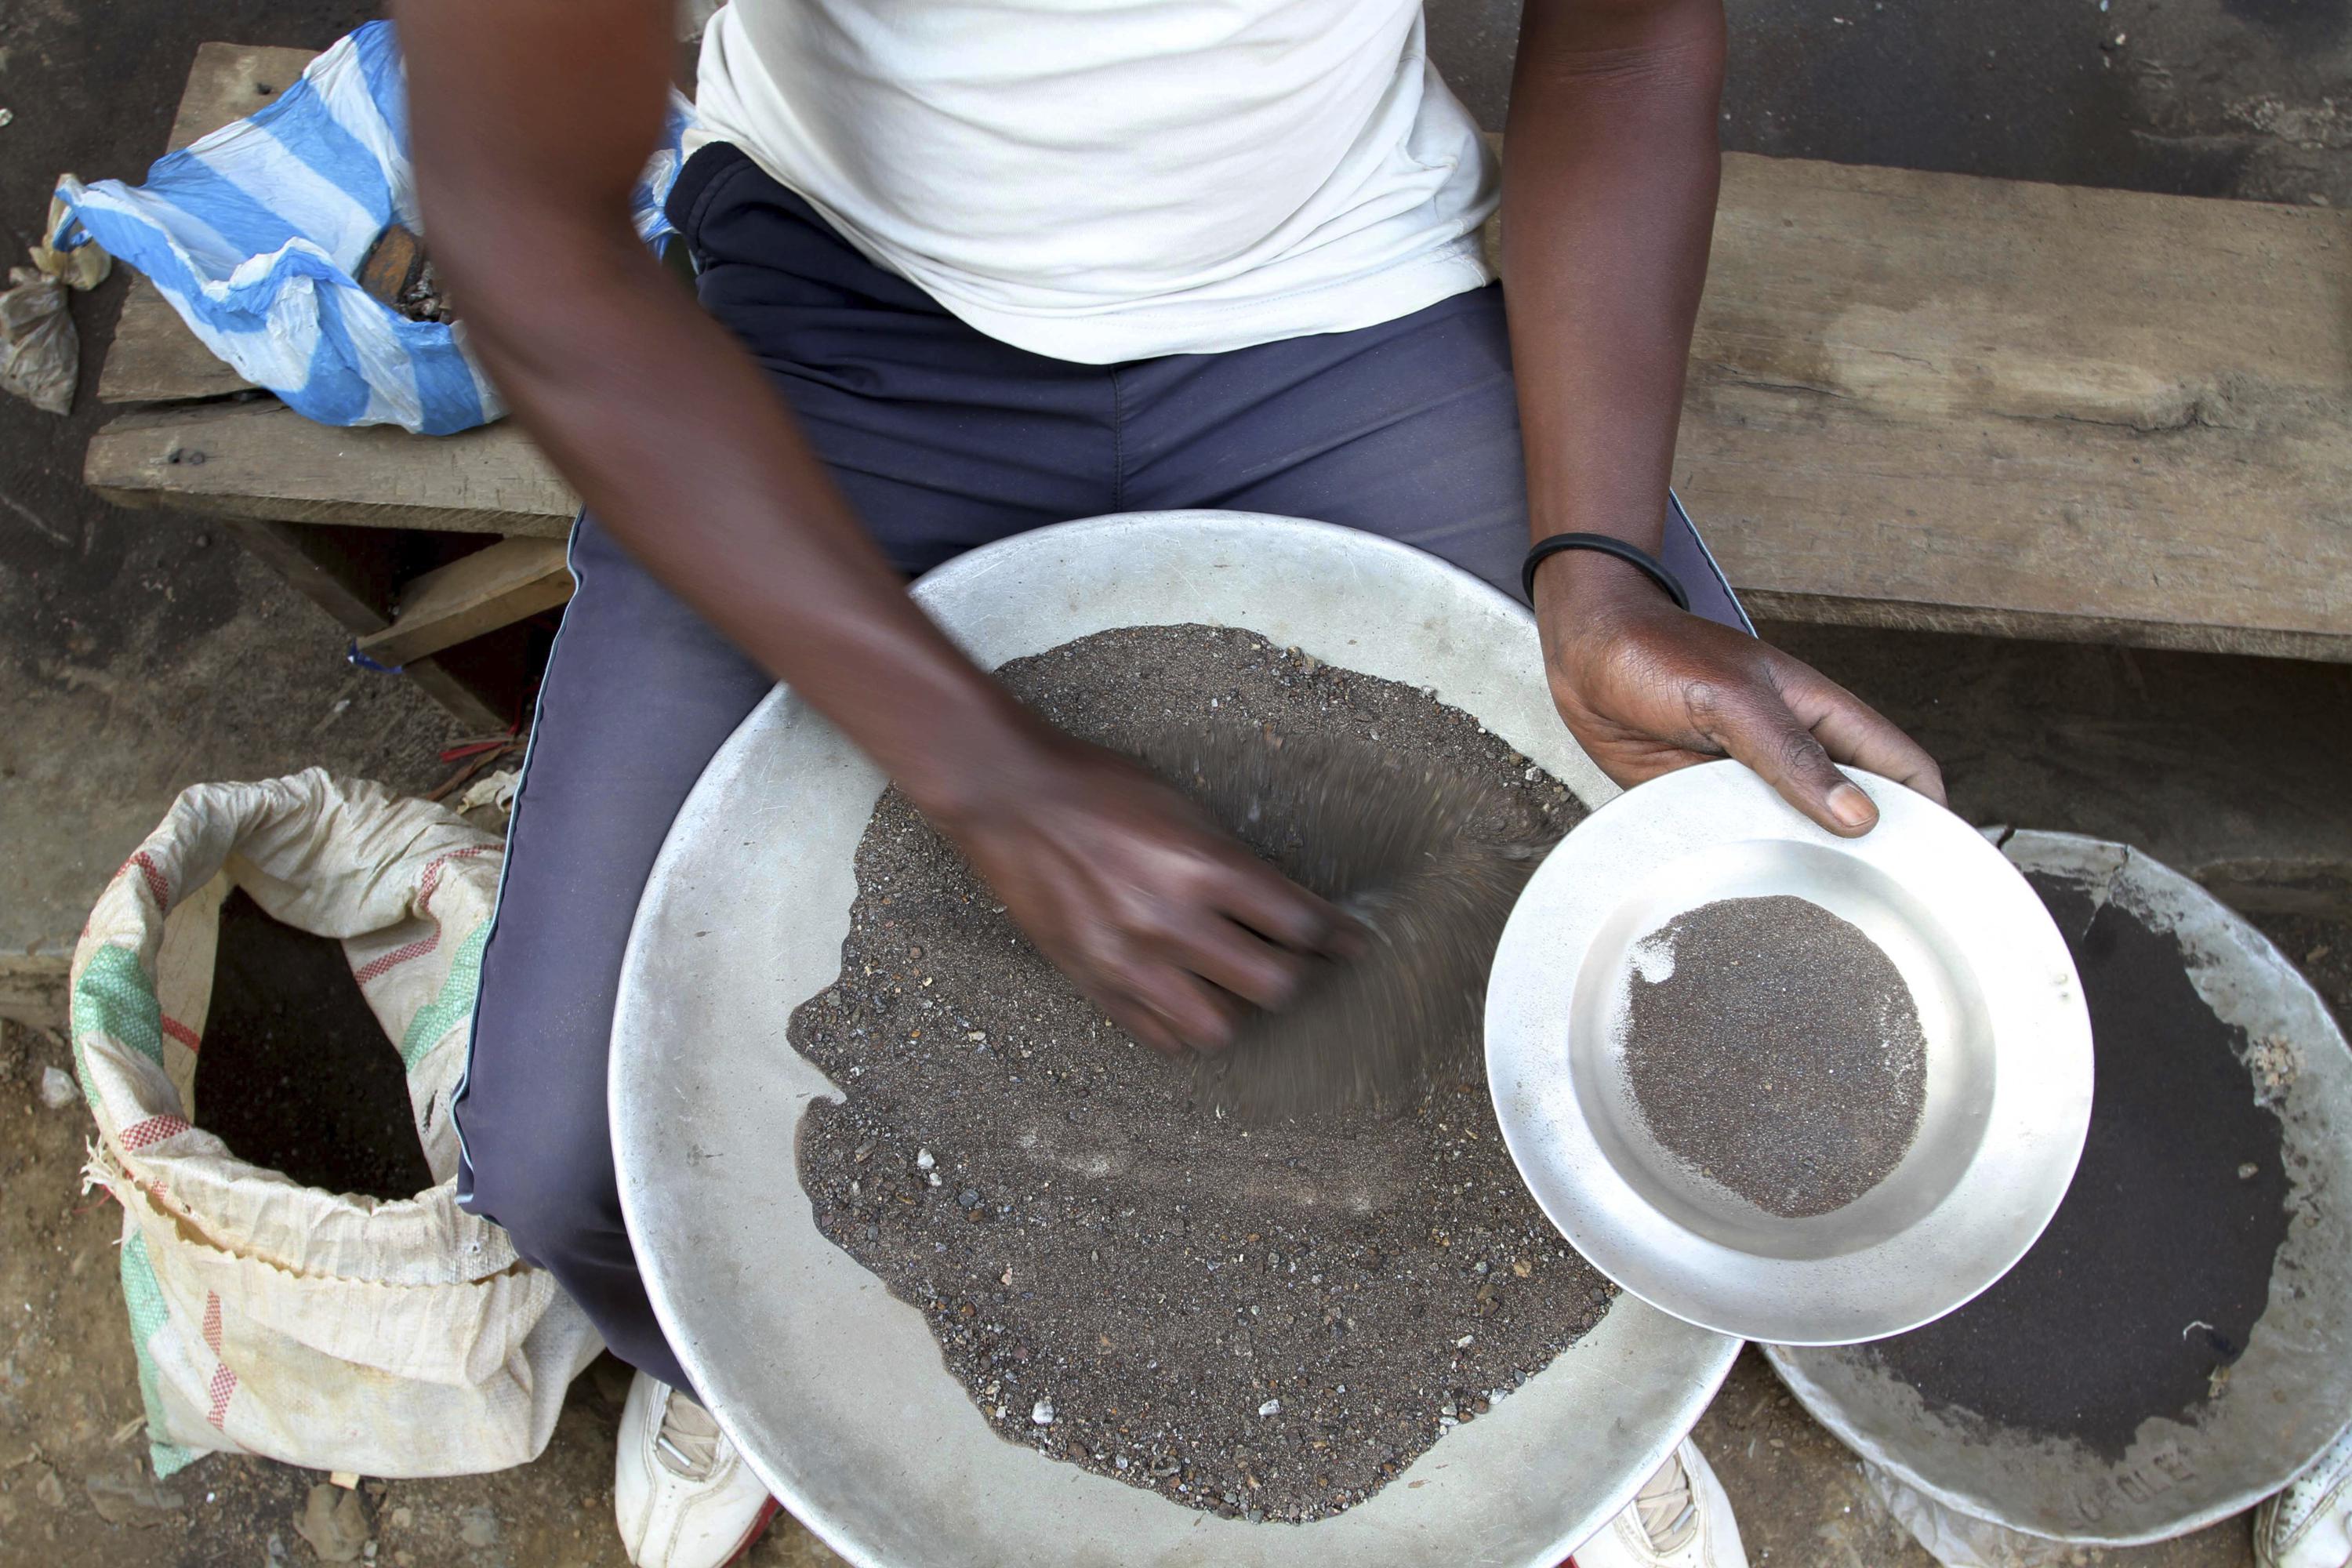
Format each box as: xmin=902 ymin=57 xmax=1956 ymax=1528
xmin=1503 ymin=0 xmax=1944 ymax=829
xmin=397 ymin=0 xmax=1347 ymax=1049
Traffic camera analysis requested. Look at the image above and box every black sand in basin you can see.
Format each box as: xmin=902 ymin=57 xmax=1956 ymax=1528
xmin=1865 ymin=873 xmax=2292 ymax=1457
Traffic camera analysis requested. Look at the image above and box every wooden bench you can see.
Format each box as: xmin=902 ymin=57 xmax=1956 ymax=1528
xmin=88 ymin=45 xmax=2352 ymax=731
xmin=87 ymin=45 xmax=576 ymax=731
xmin=1677 ymin=158 xmax=2351 ymax=661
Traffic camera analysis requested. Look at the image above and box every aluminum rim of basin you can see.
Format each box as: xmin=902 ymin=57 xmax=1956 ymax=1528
xmin=1486 ymin=758 xmax=2096 ymax=1347
xmin=1766 ymin=831 xmax=2352 ymax=1546
xmin=609 ymin=510 xmax=1740 ymax=1568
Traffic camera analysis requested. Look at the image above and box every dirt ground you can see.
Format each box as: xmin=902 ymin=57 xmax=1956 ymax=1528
xmin=0 ymin=1018 xmax=848 ymax=1568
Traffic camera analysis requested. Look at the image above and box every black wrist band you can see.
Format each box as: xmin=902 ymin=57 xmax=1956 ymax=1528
xmin=1521 ymin=532 xmax=1691 ymax=612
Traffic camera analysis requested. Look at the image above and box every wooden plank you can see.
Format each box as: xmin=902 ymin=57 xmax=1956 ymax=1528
xmin=219 ymin=518 xmax=514 ymax=733
xmin=216 ymin=516 xmax=402 ymax=626
xmin=84 ymin=401 xmax=575 ymax=535
xmin=169 ymin=42 xmax=315 ymax=149
xmin=0 ymin=956 xmax=71 ymax=1031
xmin=354 ymin=537 xmax=574 ymax=666
xmin=100 ymin=281 xmax=255 ymax=403
xmin=99 ymin=44 xmax=319 ymax=405
xmin=1672 ymin=153 xmax=2352 ymax=660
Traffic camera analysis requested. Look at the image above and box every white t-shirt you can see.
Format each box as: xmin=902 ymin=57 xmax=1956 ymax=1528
xmin=688 ymin=0 xmax=1498 ymax=364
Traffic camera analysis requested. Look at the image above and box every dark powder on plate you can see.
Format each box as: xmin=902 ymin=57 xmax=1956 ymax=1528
xmin=1865 ymin=873 xmax=2292 ymax=1458
xmin=1621 ymin=895 xmax=1929 ymax=1218
xmin=788 ymin=625 xmax=1613 ymax=1523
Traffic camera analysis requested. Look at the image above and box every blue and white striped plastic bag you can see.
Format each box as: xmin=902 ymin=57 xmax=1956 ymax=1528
xmin=54 ymin=22 xmax=691 ymax=435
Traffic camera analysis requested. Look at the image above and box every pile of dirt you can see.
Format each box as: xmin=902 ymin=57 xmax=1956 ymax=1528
xmin=789 ymin=625 xmax=1612 ymax=1523
xmin=1622 ymin=895 xmax=1928 ymax=1217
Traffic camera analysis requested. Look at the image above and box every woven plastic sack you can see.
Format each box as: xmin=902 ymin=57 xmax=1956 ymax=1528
xmin=51 ymin=21 xmax=691 ymax=434
xmin=69 ymin=770 xmax=601 ymax=1479
xmin=1860 ymin=1461 xmax=2076 ymax=1567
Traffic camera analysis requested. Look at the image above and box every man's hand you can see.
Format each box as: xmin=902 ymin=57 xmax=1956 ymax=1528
xmin=931 ymin=735 xmax=1355 ymax=1057
xmin=1501 ymin=0 xmax=1944 ymax=829
xmin=1536 ymin=552 xmax=1945 ymax=836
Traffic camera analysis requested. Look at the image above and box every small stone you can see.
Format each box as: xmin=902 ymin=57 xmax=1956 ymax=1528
xmin=1258 ymin=1398 xmax=1282 ymax=1417
xmin=294 ymin=1483 xmax=370 ymax=1562
xmin=84 ymin=1465 xmax=184 ymax=1527
xmin=915 ymin=1149 xmax=935 ymax=1171
xmin=38 ymin=1066 xmax=77 ymax=1109
xmin=2239 ymin=1163 xmax=2259 ymax=1180
xmin=958 ymin=1189 xmax=982 ymax=1208
xmin=1455 ymin=1334 xmax=1474 ymax=1348
xmin=1032 ymin=1399 xmax=1055 ymax=1425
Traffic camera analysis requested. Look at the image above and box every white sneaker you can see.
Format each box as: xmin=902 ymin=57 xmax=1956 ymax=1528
xmin=615 ymin=1372 xmax=779 ymax=1568
xmin=2259 ymin=1419 xmax=2352 ymax=1568
xmin=1570 ymin=1440 xmax=1748 ymax=1568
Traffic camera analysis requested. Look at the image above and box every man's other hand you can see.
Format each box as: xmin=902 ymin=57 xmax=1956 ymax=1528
xmin=930 ymin=735 xmax=1356 ymax=1056
xmin=1534 ymin=550 xmax=1945 ymax=836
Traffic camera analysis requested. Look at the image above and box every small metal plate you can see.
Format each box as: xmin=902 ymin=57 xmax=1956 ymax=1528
xmin=1768 ymin=833 xmax=2352 ymax=1545
xmin=1486 ymin=760 xmax=2094 ymax=1346
xmin=611 ymin=513 xmax=1740 ymax=1568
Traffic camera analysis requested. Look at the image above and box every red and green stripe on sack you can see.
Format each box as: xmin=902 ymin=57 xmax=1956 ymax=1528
xmin=70 ymin=943 xmax=194 ymax=1150
xmin=70 ymin=848 xmax=198 ymax=1122
xmin=356 ymin=840 xmax=499 ymax=1069
xmin=397 ymin=916 xmax=490 ymax=1069
xmin=119 ymin=1232 xmax=201 ymax=1478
